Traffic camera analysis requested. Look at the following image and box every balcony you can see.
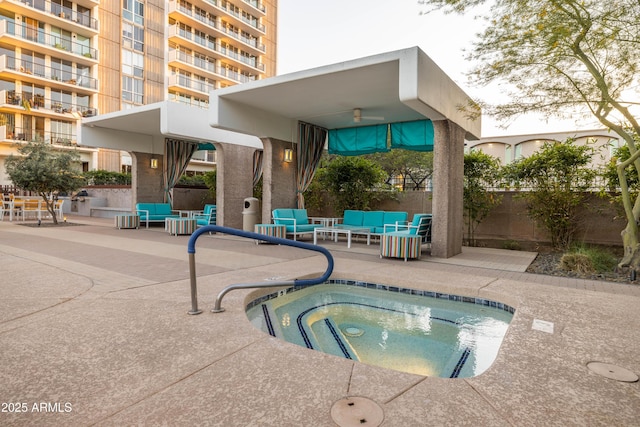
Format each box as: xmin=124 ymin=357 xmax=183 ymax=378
xmin=217 ymin=23 xmax=265 ymax=55
xmin=0 ymin=124 xmax=78 ymax=147
xmin=241 ymin=0 xmax=266 ymax=16
xmin=168 ymin=1 xmax=264 ymax=55
xmin=167 ymin=49 xmax=254 ymax=84
xmin=0 ymin=20 xmax=98 ymax=64
xmin=168 ymin=74 xmax=216 ymax=98
xmin=0 ymin=55 xmax=98 ymax=94
xmin=0 ymin=89 xmax=97 ymax=118
xmin=204 ymin=0 xmax=266 ymax=33
xmin=2 ymin=0 xmax=99 ymax=34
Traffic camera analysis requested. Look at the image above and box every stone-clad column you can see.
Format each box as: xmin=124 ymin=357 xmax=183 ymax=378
xmin=431 ymin=120 xmax=465 ymax=258
xmin=215 ymin=143 xmax=256 ymax=229
xmin=130 ymin=151 xmax=164 ymax=210
xmin=260 ymin=138 xmax=297 ymax=223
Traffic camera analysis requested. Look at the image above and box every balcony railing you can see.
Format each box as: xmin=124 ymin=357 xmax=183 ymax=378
xmin=168 ymin=50 xmax=258 ymax=83
xmin=242 ymin=0 xmax=266 ymax=14
xmin=0 ymin=55 xmax=98 ymax=91
xmin=202 ymin=0 xmax=266 ymax=32
xmin=0 ymin=21 xmax=97 ymax=60
xmin=16 ymin=0 xmax=99 ymax=30
xmin=0 ymin=125 xmax=76 ymax=146
xmin=2 ymin=90 xmax=97 ymax=117
xmin=169 ymin=24 xmax=265 ymax=71
xmin=168 ymin=74 xmax=216 ymax=94
xmin=169 ymin=1 xmax=265 ymax=52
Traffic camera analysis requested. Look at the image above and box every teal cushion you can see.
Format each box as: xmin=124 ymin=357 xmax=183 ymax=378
xmin=343 ymin=210 xmax=364 ymax=226
xmin=273 ymin=209 xmax=294 ymax=226
xmin=362 ymin=211 xmax=384 ymax=232
xmin=293 ymin=209 xmax=309 ymax=225
xmin=383 ymin=211 xmax=408 ymax=227
xmin=136 ymin=203 xmax=155 ymax=219
xmin=155 ymin=204 xmax=173 ymax=215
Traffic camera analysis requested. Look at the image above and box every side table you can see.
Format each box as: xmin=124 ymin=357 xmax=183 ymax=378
xmin=380 ymin=232 xmax=422 ymax=261
xmin=254 ymin=224 xmax=286 ymax=244
xmin=115 ymin=214 xmax=140 ymax=229
xmin=166 ymin=217 xmax=196 ymax=236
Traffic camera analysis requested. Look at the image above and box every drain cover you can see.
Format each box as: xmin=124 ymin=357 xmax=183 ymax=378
xmin=343 ymin=327 xmax=364 ymax=337
xmin=587 ymin=362 xmax=639 ymax=382
xmin=331 ymin=396 xmax=384 ymax=427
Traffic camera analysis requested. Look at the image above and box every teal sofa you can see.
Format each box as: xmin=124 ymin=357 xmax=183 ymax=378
xmin=341 ymin=210 xmax=409 ymax=242
xmin=135 ymin=203 xmax=179 ymax=228
xmin=272 ymin=208 xmax=322 ymax=240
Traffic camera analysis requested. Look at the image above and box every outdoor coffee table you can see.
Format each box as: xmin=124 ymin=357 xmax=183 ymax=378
xmin=114 ymin=214 xmax=139 ymax=229
xmin=313 ymin=225 xmax=369 ymax=248
xmin=380 ymin=232 xmax=422 ymax=261
xmin=165 ymin=217 xmax=196 ymax=236
xmin=254 ymin=223 xmax=286 ymax=244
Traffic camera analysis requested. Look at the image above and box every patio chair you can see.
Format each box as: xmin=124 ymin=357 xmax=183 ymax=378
xmin=384 ymin=213 xmax=432 ymax=245
xmin=194 ymin=204 xmax=216 ymax=229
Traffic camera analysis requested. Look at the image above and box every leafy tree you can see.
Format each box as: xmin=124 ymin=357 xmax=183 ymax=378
xmin=317 ymin=156 xmax=389 ymax=215
xmin=365 ymin=149 xmax=434 ymax=190
xmin=203 ymin=169 xmax=216 ymax=201
xmin=463 ymin=150 xmax=502 ymax=246
xmin=5 ymin=141 xmax=85 ymax=224
xmin=419 ymin=0 xmax=640 ymax=266
xmin=501 ymin=139 xmax=597 ymax=250
xmin=602 ymin=141 xmax=640 ymax=203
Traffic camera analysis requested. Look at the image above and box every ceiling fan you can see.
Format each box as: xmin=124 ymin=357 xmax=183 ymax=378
xmin=353 ymin=108 xmax=385 ymax=123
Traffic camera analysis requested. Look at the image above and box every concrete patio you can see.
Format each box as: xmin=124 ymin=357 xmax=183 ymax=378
xmin=0 ymin=216 xmax=638 ymax=426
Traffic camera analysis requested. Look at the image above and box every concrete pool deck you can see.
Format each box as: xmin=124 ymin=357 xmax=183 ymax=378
xmin=0 ymin=216 xmax=638 ymax=426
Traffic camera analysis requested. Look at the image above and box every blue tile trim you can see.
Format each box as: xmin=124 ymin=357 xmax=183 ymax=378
xmin=324 ymin=318 xmax=353 ymax=359
xmin=247 ymin=279 xmax=516 ymax=315
xmin=450 ymin=347 xmax=471 ymax=378
xmin=261 ymin=304 xmax=275 ymax=337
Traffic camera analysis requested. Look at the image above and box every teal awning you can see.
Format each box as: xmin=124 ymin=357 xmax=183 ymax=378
xmin=328 ymin=124 xmax=389 ymax=156
xmin=197 ymin=142 xmax=216 ymax=150
xmin=328 ymin=120 xmax=434 ymax=156
xmin=390 ymin=120 xmax=434 ymax=151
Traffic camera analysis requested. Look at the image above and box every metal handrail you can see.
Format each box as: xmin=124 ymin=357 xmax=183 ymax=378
xmin=187 ymin=225 xmax=334 ymax=314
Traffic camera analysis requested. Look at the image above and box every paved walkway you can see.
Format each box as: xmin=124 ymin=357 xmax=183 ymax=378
xmin=0 ymin=216 xmax=638 ymax=426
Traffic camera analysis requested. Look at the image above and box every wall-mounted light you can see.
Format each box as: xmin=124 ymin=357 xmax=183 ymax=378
xmin=284 ymin=148 xmax=293 ymax=163
xmin=150 ymin=158 xmax=158 ymax=169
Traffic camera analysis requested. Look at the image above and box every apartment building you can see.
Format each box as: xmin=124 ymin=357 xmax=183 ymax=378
xmin=0 ymin=0 xmax=277 ymax=186
xmin=466 ymin=128 xmax=622 ymax=170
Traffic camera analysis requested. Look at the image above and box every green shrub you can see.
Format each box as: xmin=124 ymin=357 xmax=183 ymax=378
xmin=502 ymin=240 xmax=521 ymax=251
xmin=83 ymin=170 xmax=131 ymax=185
xmin=559 ymin=253 xmax=594 ymax=274
xmin=561 ymin=244 xmax=619 ymax=274
xmin=177 ymin=174 xmax=207 ymax=187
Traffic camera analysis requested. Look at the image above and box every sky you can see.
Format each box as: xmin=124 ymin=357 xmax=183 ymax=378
xmin=275 ymin=0 xmax=603 ymax=138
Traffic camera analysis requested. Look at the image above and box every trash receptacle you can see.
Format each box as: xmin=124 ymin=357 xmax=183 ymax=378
xmin=242 ymin=197 xmax=260 ymax=231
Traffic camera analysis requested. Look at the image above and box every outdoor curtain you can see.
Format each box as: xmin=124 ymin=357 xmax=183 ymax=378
xmin=297 ymin=122 xmax=327 ymax=208
xmin=327 ymin=120 xmax=434 ymax=155
xmin=163 ymin=138 xmax=199 ymax=205
xmin=390 ymin=120 xmax=434 ymax=151
xmin=327 ymin=123 xmax=389 ymax=156
xmin=253 ymin=149 xmax=263 ymax=187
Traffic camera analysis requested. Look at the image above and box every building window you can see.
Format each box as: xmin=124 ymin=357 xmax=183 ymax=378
xmin=122 ymin=76 xmax=143 ymax=104
xmin=123 ymin=0 xmax=144 ymax=25
xmin=122 ymin=50 xmax=144 ymax=78
xmin=51 ymin=119 xmax=74 ymax=143
xmin=123 ymin=22 xmax=144 ymax=52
